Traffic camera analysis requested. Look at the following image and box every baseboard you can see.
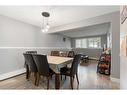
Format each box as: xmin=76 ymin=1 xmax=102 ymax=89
xmin=110 ymin=77 xmax=120 ymax=83
xmin=0 ymin=68 xmax=26 ymax=81
xmin=89 ymin=57 xmax=99 ymax=60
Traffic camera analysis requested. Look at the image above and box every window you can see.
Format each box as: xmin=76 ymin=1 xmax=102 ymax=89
xmin=75 ymin=39 xmax=82 ymax=48
xmin=75 ymin=38 xmax=87 ymax=48
xmin=88 ymin=37 xmax=101 ymax=48
xmin=75 ymin=37 xmax=101 ymax=48
xmin=82 ymin=39 xmax=87 ymax=48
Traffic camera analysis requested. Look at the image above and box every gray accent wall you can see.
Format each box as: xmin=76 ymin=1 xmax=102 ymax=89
xmin=0 ymin=15 xmax=71 ymax=78
xmin=0 ymin=15 xmax=71 ymax=48
xmin=60 ymin=23 xmax=110 ymax=38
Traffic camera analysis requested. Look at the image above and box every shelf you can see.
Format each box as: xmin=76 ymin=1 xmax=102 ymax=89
xmin=97 ymin=53 xmax=111 ymax=75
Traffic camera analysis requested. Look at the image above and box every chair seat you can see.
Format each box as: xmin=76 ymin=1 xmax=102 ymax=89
xmin=60 ymin=67 xmax=71 ymax=76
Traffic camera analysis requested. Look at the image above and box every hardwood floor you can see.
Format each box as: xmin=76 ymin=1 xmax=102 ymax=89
xmin=0 ymin=60 xmax=120 ymax=89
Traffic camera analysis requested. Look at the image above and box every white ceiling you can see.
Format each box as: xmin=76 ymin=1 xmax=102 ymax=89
xmin=60 ymin=23 xmax=110 ymax=38
xmin=0 ymin=6 xmax=119 ymax=28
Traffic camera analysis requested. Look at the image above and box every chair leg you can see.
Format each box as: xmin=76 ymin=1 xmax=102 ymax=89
xmin=51 ymin=75 xmax=52 ymax=79
xmin=34 ymin=72 xmax=37 ymax=85
xmin=47 ymin=76 xmax=50 ymax=89
xmin=70 ymin=77 xmax=73 ymax=89
xmin=61 ymin=75 xmax=62 ymax=80
xmin=76 ymin=73 xmax=79 ymax=84
xmin=65 ymin=75 xmax=66 ymax=80
xmin=65 ymin=65 xmax=68 ymax=80
xmin=73 ymin=76 xmax=75 ymax=79
xmin=26 ymin=64 xmax=30 ymax=80
xmin=36 ymin=73 xmax=40 ymax=86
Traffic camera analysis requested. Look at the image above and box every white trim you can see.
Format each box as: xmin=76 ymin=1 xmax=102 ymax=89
xmin=110 ymin=77 xmax=120 ymax=83
xmin=0 ymin=68 xmax=26 ymax=81
xmin=0 ymin=47 xmax=72 ymax=49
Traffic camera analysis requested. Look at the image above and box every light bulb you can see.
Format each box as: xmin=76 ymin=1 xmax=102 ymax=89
xmin=46 ymin=24 xmax=50 ymax=29
xmin=42 ymin=29 xmax=45 ymax=33
xmin=45 ymin=28 xmax=48 ymax=32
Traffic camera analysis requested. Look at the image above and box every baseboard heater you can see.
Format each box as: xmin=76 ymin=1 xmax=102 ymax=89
xmin=89 ymin=57 xmax=99 ymax=61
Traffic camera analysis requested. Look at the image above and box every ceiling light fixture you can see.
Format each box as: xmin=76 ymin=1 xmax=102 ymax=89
xmin=41 ymin=12 xmax=50 ymax=33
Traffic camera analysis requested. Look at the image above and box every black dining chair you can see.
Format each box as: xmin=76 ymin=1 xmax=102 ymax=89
xmin=24 ymin=51 xmax=37 ymax=80
xmin=32 ymin=54 xmax=55 ymax=89
xmin=51 ymin=51 xmax=60 ymax=56
xmin=67 ymin=51 xmax=75 ymax=58
xmin=60 ymin=54 xmax=81 ymax=89
xmin=26 ymin=51 xmax=37 ymax=54
xmin=61 ymin=50 xmax=75 ymax=74
xmin=23 ymin=53 xmax=38 ymax=85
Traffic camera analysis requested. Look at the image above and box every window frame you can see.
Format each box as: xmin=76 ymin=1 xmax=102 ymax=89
xmin=75 ymin=37 xmax=101 ymax=49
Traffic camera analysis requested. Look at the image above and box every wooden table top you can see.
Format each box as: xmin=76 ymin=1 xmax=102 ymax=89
xmin=47 ymin=56 xmax=73 ymax=65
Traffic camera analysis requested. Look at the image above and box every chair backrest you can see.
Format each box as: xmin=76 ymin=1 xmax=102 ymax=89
xmin=32 ymin=54 xmax=50 ymax=76
xmin=51 ymin=51 xmax=60 ymax=56
xmin=59 ymin=51 xmax=67 ymax=57
xmin=67 ymin=51 xmax=75 ymax=58
xmin=70 ymin=54 xmax=81 ymax=76
xmin=26 ymin=51 xmax=37 ymax=54
xmin=23 ymin=53 xmax=38 ymax=72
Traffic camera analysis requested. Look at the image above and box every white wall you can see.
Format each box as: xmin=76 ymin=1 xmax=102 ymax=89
xmin=0 ymin=15 xmax=71 ymax=80
xmin=107 ymin=25 xmax=112 ymax=48
xmin=120 ymin=11 xmax=127 ymax=89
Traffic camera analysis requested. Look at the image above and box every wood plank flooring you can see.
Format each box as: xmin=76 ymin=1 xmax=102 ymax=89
xmin=0 ymin=60 xmax=120 ymax=89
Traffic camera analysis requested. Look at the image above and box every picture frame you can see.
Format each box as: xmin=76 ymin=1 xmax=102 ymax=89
xmin=121 ymin=6 xmax=127 ymax=24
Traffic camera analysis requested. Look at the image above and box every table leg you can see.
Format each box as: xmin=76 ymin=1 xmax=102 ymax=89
xmin=55 ymin=73 xmax=60 ymax=89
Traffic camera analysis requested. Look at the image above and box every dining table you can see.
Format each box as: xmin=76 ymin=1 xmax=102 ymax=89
xmin=47 ymin=55 xmax=73 ymax=89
